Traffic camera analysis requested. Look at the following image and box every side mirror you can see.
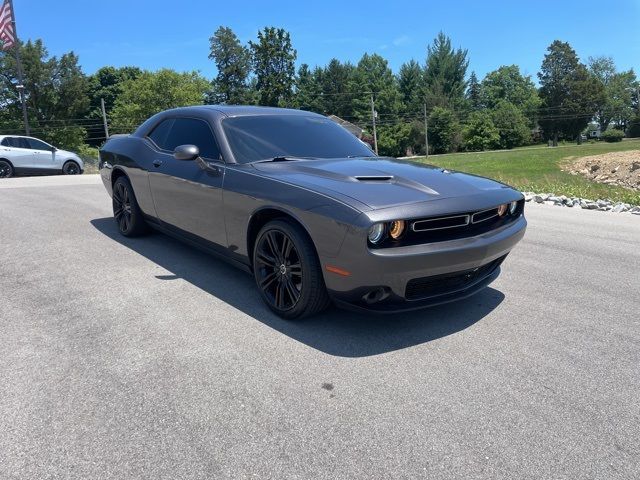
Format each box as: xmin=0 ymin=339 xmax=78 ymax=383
xmin=173 ymin=144 xmax=199 ymax=161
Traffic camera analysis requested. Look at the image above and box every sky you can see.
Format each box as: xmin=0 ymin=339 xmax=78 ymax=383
xmin=14 ymin=0 xmax=640 ymax=81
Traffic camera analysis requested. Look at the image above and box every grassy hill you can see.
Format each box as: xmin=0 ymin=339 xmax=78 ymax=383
xmin=415 ymin=140 xmax=640 ymax=205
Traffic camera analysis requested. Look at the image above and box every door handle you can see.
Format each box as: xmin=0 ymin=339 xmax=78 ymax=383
xmin=153 ymin=159 xmax=163 ymax=167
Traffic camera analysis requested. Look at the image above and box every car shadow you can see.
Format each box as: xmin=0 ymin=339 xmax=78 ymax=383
xmin=91 ymin=218 xmax=505 ymax=358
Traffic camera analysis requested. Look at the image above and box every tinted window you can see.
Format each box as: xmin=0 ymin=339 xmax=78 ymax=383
xmin=163 ymin=118 xmax=220 ymax=160
xmin=148 ymin=119 xmax=174 ymax=149
xmin=6 ymin=137 xmax=30 ymax=149
xmin=0 ymin=138 xmax=9 ymax=146
xmin=222 ymin=115 xmax=375 ymax=163
xmin=27 ymin=138 xmax=52 ymax=150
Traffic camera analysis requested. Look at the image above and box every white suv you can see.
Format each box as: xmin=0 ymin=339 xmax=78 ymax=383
xmin=0 ymin=135 xmax=84 ymax=178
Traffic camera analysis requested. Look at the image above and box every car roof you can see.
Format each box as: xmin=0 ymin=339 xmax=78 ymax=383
xmin=162 ymin=105 xmax=324 ymax=118
xmin=0 ymin=135 xmax=46 ymax=140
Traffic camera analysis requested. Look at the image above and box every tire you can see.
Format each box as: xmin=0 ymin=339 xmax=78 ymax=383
xmin=253 ymin=219 xmax=331 ymax=319
xmin=112 ymin=176 xmax=149 ymax=237
xmin=0 ymin=160 xmax=14 ymax=178
xmin=62 ymin=160 xmax=81 ymax=175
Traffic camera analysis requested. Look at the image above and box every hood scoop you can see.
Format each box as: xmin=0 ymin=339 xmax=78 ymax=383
xmin=354 ymin=175 xmax=394 ymax=182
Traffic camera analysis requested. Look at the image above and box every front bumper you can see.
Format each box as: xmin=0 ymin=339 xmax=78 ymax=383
xmin=323 ymin=215 xmax=527 ymax=313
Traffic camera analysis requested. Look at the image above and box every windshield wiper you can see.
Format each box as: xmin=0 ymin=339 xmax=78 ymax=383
xmin=254 ymin=156 xmax=316 ymax=163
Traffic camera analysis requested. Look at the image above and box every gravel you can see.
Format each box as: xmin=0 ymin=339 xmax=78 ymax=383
xmin=524 ymin=191 xmax=639 ymax=214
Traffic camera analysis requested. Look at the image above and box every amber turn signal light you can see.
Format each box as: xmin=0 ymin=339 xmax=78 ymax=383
xmin=389 ymin=220 xmax=406 ymax=239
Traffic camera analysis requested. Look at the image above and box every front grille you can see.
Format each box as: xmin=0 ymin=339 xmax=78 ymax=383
xmin=412 ymin=214 xmax=470 ymax=232
xmin=471 ymin=207 xmax=500 ymax=224
xmin=404 ymin=256 xmax=506 ymax=301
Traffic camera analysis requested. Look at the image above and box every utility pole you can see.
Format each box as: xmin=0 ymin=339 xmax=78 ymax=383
xmin=370 ymin=94 xmax=378 ymax=155
xmin=100 ymin=97 xmax=109 ymax=139
xmin=8 ymin=0 xmax=30 ymax=135
xmin=423 ymin=103 xmax=429 ymax=159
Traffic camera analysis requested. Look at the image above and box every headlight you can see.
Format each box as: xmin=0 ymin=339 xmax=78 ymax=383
xmin=368 ymin=223 xmax=385 ymax=244
xmin=509 ymin=201 xmax=518 ymax=215
xmin=389 ymin=220 xmax=406 ymax=240
xmin=497 ymin=204 xmax=508 ymax=216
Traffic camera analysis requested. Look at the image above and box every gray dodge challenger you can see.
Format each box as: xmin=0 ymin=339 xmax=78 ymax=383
xmin=99 ymin=106 xmax=526 ymax=319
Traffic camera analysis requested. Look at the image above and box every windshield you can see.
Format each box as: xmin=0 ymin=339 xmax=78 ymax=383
xmin=222 ymin=114 xmax=375 ymax=163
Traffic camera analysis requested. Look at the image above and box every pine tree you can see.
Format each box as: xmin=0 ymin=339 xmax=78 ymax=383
xmin=423 ymin=32 xmax=468 ymax=112
xmin=466 ymin=71 xmax=482 ymax=110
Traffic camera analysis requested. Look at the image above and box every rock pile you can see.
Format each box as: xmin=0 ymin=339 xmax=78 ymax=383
xmin=565 ymin=150 xmax=640 ymax=190
xmin=522 ymin=192 xmax=640 ymax=215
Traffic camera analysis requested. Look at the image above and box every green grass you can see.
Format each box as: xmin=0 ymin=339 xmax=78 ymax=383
xmin=414 ymin=140 xmax=640 ymax=205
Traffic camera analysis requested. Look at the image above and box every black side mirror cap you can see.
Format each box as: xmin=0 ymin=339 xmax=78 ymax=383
xmin=174 ymin=144 xmax=199 ymax=161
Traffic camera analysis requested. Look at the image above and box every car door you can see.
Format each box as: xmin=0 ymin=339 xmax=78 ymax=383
xmin=1 ymin=137 xmax=39 ymax=170
xmin=25 ymin=138 xmax=55 ymax=170
xmin=147 ymin=117 xmax=227 ymax=247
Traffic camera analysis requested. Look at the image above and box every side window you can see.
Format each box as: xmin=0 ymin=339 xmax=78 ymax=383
xmin=1 ymin=138 xmax=10 ymax=147
xmin=10 ymin=138 xmax=30 ymax=149
xmin=164 ymin=118 xmax=221 ymax=160
xmin=27 ymin=138 xmax=52 ymax=150
xmin=147 ymin=119 xmax=174 ymax=150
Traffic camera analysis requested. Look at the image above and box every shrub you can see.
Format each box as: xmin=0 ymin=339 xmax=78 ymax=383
xmin=601 ymin=129 xmax=624 ymax=142
xmin=490 ymin=100 xmax=531 ymax=149
xmin=40 ymin=126 xmax=87 ymax=151
xmin=377 ymin=122 xmax=425 ymax=157
xmin=462 ymin=111 xmax=500 ymax=151
xmin=428 ymin=107 xmax=460 ymax=154
xmin=626 ymin=114 xmax=640 ymax=138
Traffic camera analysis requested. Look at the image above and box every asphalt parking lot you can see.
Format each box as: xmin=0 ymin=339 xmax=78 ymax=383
xmin=1 ymin=175 xmax=639 ymax=479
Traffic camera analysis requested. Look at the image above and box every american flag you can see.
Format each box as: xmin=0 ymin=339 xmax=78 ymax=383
xmin=0 ymin=0 xmax=16 ymax=50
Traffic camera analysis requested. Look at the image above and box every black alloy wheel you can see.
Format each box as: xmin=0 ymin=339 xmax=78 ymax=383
xmin=112 ymin=176 xmax=148 ymax=237
xmin=0 ymin=160 xmax=13 ymax=178
xmin=253 ymin=220 xmax=330 ymax=319
xmin=255 ymin=229 xmax=303 ymax=310
xmin=63 ymin=161 xmax=80 ymax=175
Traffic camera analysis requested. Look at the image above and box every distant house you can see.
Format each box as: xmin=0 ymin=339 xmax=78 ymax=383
xmin=585 ymin=122 xmax=601 ymax=139
xmin=328 ymin=115 xmax=363 ymax=138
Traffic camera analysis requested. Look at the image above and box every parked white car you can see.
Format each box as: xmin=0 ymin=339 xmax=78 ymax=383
xmin=0 ymin=135 xmax=84 ymax=178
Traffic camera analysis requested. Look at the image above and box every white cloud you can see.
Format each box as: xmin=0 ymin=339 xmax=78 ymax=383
xmin=392 ymin=35 xmax=410 ymax=47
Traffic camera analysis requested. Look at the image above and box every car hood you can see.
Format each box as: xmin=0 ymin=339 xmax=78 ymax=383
xmin=251 ymin=157 xmax=513 ymax=210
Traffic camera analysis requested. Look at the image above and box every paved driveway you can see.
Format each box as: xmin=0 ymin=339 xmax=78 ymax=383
xmin=1 ymin=175 xmax=638 ymax=479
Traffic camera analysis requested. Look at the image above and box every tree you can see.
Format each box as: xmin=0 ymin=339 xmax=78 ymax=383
xmin=480 ymin=65 xmax=540 ymax=125
xmin=491 ymin=101 xmax=531 ymax=149
xmin=350 ymin=53 xmax=402 ymax=122
xmin=0 ymin=39 xmax=89 ymax=149
xmin=627 ymin=112 xmax=640 ymax=138
xmin=249 ymin=27 xmax=297 ymax=106
xmin=87 ymin=66 xmax=141 ymax=114
xmin=320 ymin=59 xmax=356 ymax=118
xmin=427 ymin=107 xmax=459 ymax=154
xmin=538 ymin=40 xmax=605 ymax=145
xmin=86 ymin=66 xmax=141 ymax=144
xmin=294 ymin=64 xmax=323 ymax=112
xmin=208 ymin=26 xmax=251 ymax=105
xmin=398 ymin=60 xmax=424 ymax=115
xmin=466 ymin=71 xmax=482 ymax=111
xmin=423 ymin=32 xmax=468 ymax=112
xmin=588 ymin=56 xmax=637 ymax=131
xmin=462 ymin=111 xmax=500 ymax=151
xmin=110 ymin=69 xmax=209 ymax=132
